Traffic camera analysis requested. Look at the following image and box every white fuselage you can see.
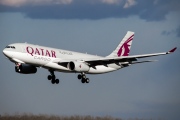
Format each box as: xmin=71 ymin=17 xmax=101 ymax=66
xmin=3 ymin=43 xmax=122 ymax=74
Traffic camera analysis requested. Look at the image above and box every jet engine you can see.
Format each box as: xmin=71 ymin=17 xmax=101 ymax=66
xmin=68 ymin=61 xmax=90 ymax=72
xmin=15 ymin=63 xmax=37 ymax=74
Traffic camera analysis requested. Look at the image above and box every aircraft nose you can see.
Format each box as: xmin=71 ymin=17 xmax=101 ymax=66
xmin=3 ymin=49 xmax=6 ymax=55
xmin=3 ymin=49 xmax=10 ymax=58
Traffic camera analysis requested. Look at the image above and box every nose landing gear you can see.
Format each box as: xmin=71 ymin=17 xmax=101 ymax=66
xmin=77 ymin=73 xmax=90 ymax=83
xmin=47 ymin=70 xmax=59 ymax=84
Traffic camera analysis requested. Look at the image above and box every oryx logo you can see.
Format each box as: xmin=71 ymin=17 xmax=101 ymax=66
xmin=117 ymin=34 xmax=134 ymax=57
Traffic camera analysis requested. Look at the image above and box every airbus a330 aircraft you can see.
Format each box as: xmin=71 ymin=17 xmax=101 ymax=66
xmin=3 ymin=31 xmax=177 ymax=84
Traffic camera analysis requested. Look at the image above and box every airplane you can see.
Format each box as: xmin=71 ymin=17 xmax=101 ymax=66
xmin=3 ymin=31 xmax=177 ymax=84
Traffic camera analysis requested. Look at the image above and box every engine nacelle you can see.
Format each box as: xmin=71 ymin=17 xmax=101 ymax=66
xmin=15 ymin=64 xmax=37 ymax=74
xmin=68 ymin=61 xmax=90 ymax=72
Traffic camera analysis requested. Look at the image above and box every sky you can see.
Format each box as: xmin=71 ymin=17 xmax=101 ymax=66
xmin=0 ymin=0 xmax=180 ymax=119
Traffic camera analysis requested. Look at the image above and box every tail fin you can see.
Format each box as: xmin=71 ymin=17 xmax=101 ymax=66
xmin=107 ymin=31 xmax=135 ymax=57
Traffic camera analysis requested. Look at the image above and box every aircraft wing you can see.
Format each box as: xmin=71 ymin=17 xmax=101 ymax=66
xmin=54 ymin=47 xmax=177 ymax=67
xmin=85 ymin=47 xmax=177 ymax=66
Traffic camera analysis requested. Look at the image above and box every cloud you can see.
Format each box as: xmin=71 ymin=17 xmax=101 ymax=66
xmin=0 ymin=0 xmax=26 ymax=7
xmin=123 ymin=0 xmax=137 ymax=8
xmin=161 ymin=25 xmax=180 ymax=38
xmin=100 ymin=0 xmax=122 ymax=5
xmin=0 ymin=0 xmax=73 ymax=7
xmin=162 ymin=30 xmax=174 ymax=36
xmin=0 ymin=0 xmax=179 ymax=21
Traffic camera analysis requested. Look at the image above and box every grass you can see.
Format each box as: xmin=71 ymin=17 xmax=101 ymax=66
xmin=0 ymin=114 xmax=122 ymax=120
xmin=0 ymin=114 xmax=151 ymax=120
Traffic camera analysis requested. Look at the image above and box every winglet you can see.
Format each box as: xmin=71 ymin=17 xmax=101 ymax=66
xmin=167 ymin=47 xmax=177 ymax=54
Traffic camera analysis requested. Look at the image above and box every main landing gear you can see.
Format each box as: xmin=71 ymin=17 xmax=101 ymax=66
xmin=77 ymin=72 xmax=90 ymax=83
xmin=47 ymin=70 xmax=59 ymax=84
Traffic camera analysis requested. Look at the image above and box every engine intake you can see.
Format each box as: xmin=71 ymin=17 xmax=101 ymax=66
xmin=15 ymin=64 xmax=37 ymax=74
xmin=68 ymin=61 xmax=90 ymax=72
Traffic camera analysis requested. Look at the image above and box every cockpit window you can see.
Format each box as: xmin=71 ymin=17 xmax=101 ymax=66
xmin=6 ymin=46 xmax=15 ymax=49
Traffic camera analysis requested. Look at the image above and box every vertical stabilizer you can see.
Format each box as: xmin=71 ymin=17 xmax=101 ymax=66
xmin=107 ymin=31 xmax=135 ymax=57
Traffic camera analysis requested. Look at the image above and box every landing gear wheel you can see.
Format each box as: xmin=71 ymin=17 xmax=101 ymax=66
xmin=86 ymin=78 xmax=90 ymax=83
xmin=47 ymin=75 xmax=52 ymax=80
xmin=56 ymin=79 xmax=59 ymax=84
xmin=51 ymin=79 xmax=56 ymax=84
xmin=78 ymin=74 xmax=82 ymax=79
xmin=81 ymin=78 xmax=86 ymax=83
